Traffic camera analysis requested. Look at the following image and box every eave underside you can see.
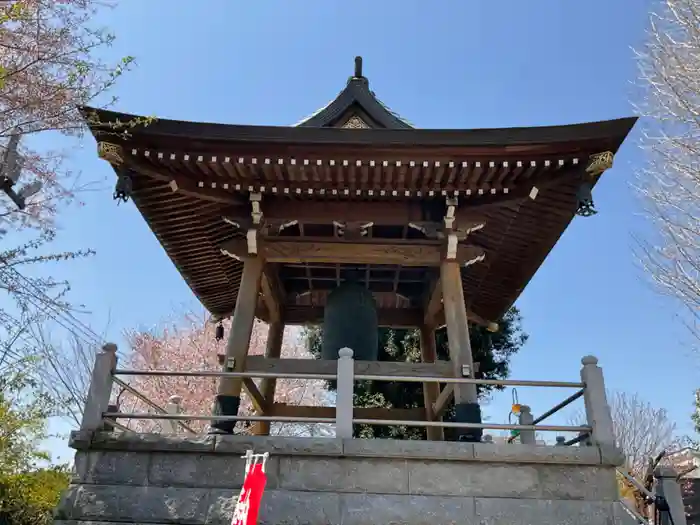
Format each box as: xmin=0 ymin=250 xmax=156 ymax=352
xmin=87 ymin=109 xmax=635 ymax=326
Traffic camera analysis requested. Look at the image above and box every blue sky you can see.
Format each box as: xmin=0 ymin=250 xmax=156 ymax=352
xmin=39 ymin=0 xmax=697 ymax=460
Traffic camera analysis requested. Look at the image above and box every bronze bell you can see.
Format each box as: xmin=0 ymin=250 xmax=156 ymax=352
xmin=321 ymin=272 xmax=378 ymax=361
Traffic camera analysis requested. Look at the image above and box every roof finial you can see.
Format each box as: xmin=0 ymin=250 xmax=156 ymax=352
xmin=354 ymin=56 xmax=363 ymax=78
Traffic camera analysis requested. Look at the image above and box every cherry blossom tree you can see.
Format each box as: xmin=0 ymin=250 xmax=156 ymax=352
xmin=0 ymin=0 xmax=140 ymax=233
xmin=115 ymin=313 xmax=332 ymax=436
xmin=0 ymin=0 xmax=142 ymax=383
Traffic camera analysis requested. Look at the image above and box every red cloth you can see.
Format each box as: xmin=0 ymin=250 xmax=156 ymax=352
xmin=231 ymin=463 xmax=267 ymax=525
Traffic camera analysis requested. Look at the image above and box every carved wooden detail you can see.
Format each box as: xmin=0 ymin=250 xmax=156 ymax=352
xmin=97 ymin=142 xmax=124 ymax=165
xmin=586 ymin=151 xmax=614 ymax=175
xmin=341 ymin=115 xmax=370 ymax=129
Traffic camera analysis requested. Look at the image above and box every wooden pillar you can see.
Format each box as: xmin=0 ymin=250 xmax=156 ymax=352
xmin=420 ymin=326 xmax=444 ymax=441
xmin=253 ymin=320 xmax=285 ymax=436
xmin=210 ymin=257 xmax=263 ymax=434
xmin=440 ymin=260 xmax=481 ymax=442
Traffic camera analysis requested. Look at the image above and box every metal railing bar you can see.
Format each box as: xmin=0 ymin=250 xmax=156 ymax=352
xmin=113 ymin=369 xmax=337 ymax=380
xmin=563 ymin=433 xmax=590 ymax=446
xmin=354 ymin=375 xmax=585 ymax=388
xmin=109 ymin=419 xmax=133 ymax=433
xmin=114 ymin=369 xmax=583 ymax=388
xmin=112 ymin=376 xmax=198 ymax=434
xmin=531 ymin=388 xmax=586 ymax=425
xmin=617 ymin=499 xmax=650 ymax=525
xmin=353 ymin=419 xmax=591 ymax=432
xmin=104 ymin=412 xmax=337 ymax=424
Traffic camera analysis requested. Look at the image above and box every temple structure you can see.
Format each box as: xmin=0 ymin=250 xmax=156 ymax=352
xmin=84 ymin=57 xmax=636 ymax=442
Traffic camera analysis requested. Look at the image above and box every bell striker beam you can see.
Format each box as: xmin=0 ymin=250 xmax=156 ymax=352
xmin=210 ymin=256 xmax=263 ymax=434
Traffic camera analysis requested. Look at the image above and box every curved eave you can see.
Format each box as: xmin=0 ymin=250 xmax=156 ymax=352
xmin=82 ymin=107 xmax=637 ymax=153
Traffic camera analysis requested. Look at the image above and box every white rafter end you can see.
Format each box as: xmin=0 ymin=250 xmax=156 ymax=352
xmin=529 ymin=186 xmax=539 ymax=200
xmin=223 ymin=217 xmax=240 ymax=229
xmin=169 ymin=180 xmax=178 ymax=192
xmin=464 ymin=253 xmax=486 ymax=267
xmin=220 ymin=248 xmax=241 ymax=261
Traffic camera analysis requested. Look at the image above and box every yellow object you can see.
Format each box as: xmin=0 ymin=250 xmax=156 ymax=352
xmin=511 ymin=404 xmax=522 ymax=414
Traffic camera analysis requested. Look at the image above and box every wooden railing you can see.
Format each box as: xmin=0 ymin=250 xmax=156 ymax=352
xmin=80 ymin=343 xmax=621 ymax=449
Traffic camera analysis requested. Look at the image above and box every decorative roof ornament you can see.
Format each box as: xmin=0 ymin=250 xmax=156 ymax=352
xmin=294 ymin=56 xmax=413 ymax=129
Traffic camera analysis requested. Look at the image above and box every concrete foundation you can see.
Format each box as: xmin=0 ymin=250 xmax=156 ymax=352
xmin=55 ymin=431 xmax=633 ymax=525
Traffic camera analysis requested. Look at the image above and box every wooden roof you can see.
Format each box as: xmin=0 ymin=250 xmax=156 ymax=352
xmin=295 ymin=57 xmax=413 ymax=129
xmin=83 ymin=66 xmax=636 ymax=328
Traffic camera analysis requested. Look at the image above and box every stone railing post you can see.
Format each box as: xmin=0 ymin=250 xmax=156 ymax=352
xmin=81 ymin=343 xmax=118 ymax=431
xmin=654 ymin=466 xmax=688 ymax=525
xmin=163 ymin=395 xmax=183 ymax=434
xmin=336 ymin=347 xmax=354 ymax=438
xmin=518 ymin=405 xmax=536 ymax=444
xmin=580 ymin=355 xmax=615 ymax=449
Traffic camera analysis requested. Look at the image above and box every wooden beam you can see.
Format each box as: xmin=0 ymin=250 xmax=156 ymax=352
xmin=270 ymin=403 xmax=426 ymax=422
xmin=420 ymin=326 xmax=444 ymax=441
xmin=225 ymin=200 xmax=487 ymax=227
xmin=260 ymin=264 xmax=284 ymax=323
xmin=216 ymin=355 xmax=454 ymax=379
xmin=423 ymin=279 xmax=443 ymax=328
xmin=242 ymin=378 xmax=265 ymax=413
xmin=280 ymin=305 xmax=494 ymax=330
xmin=220 ymin=237 xmax=486 ymax=267
xmin=281 ymin=306 xmax=422 ymax=327
xmin=433 ymin=385 xmax=454 ymax=419
xmin=253 ymin=320 xmax=284 ymax=436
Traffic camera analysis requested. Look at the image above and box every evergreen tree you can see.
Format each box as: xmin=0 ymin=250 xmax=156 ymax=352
xmin=305 ymin=306 xmax=528 ymax=440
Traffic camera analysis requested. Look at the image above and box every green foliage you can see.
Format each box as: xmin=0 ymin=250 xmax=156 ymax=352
xmin=0 ymin=465 xmax=70 ymax=525
xmin=0 ymin=369 xmax=70 ymax=525
xmin=305 ymin=306 xmax=528 ymax=440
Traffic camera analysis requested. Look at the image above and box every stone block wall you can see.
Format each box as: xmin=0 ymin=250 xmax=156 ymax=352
xmin=55 ymin=431 xmax=630 ymax=525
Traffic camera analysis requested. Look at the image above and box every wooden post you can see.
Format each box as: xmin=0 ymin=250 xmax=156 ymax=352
xmin=419 ymin=326 xmax=443 ymax=441
xmin=211 ymin=257 xmax=263 ymax=434
xmin=254 ymin=320 xmax=285 ymax=436
xmin=440 ymin=260 xmax=482 ymax=442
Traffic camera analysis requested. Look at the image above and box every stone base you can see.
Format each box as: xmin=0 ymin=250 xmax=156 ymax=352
xmin=209 ymin=394 xmax=240 ymax=434
xmin=56 ymin=431 xmax=627 ymax=525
